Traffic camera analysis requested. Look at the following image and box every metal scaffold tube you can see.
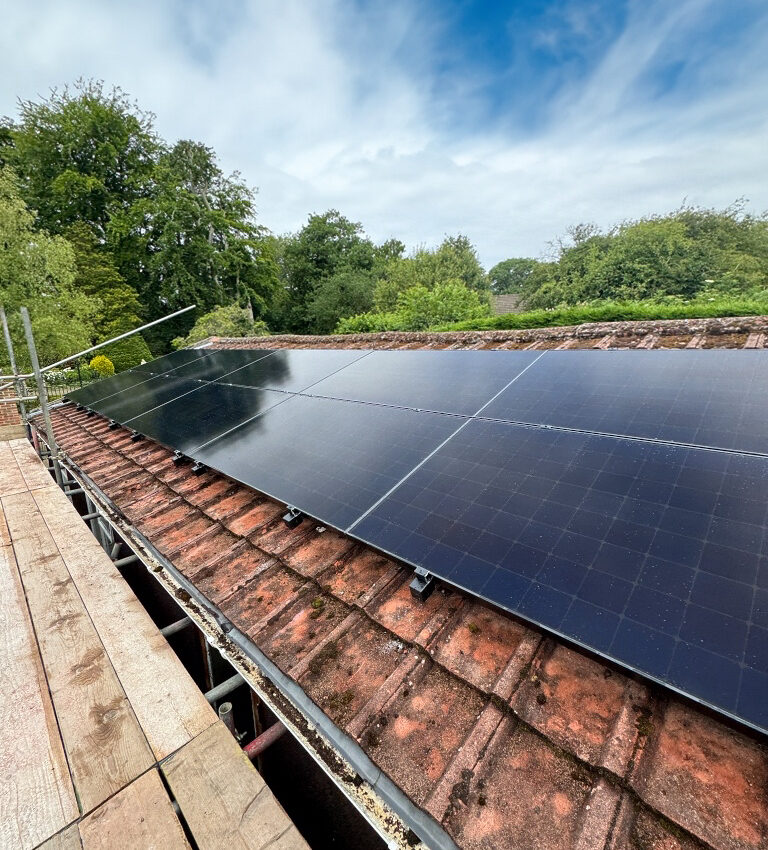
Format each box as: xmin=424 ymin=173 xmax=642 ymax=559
xmin=39 ymin=303 xmax=196 ymax=373
xmin=1 ymin=305 xmax=29 ymax=423
xmin=20 ymin=307 xmax=61 ymax=485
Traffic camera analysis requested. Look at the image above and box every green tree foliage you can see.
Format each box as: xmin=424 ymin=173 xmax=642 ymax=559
xmin=337 ymin=281 xmax=491 ymax=333
xmin=488 ymin=258 xmax=541 ymax=294
xmin=306 ymin=269 xmax=377 ymax=335
xmin=276 ymin=210 xmax=379 ymax=333
xmin=171 ymin=304 xmax=268 ymax=349
xmin=66 ymin=223 xmax=152 ymax=369
xmin=518 ymin=207 xmax=768 ymax=309
xmin=111 ymin=140 xmax=279 ymax=350
xmin=6 ymin=80 xmax=158 ymax=236
xmin=374 ymin=235 xmax=488 ymax=311
xmin=0 ymin=166 xmax=97 ymax=368
xmin=395 ymin=281 xmax=491 ymax=330
xmin=5 ymin=83 xmax=279 ymax=353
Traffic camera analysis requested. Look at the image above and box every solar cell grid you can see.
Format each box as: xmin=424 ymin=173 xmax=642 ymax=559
xmin=123 ymin=383 xmax=290 ymax=454
xmin=215 ymin=348 xmax=372 ymax=393
xmin=352 ymin=419 xmax=768 ymax=730
xmin=140 ymin=348 xmax=277 ymax=382
xmin=482 ymin=349 xmax=768 ymax=453
xmin=303 ymin=349 xmax=542 ymax=415
xmin=194 ymin=393 xmax=461 ymax=530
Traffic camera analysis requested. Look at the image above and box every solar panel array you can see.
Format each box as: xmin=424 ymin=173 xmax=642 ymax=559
xmin=67 ymin=347 xmax=768 ymax=735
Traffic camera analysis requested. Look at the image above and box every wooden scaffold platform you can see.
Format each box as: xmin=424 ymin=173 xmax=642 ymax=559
xmin=0 ymin=438 xmax=309 ymax=850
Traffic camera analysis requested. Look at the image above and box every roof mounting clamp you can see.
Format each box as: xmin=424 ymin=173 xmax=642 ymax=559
xmin=190 ymin=461 xmax=207 ymax=475
xmin=85 ymin=409 xmax=95 ymax=417
xmin=282 ymin=506 xmax=304 ymax=528
xmin=130 ymin=430 xmax=144 ymax=442
xmin=108 ymin=419 xmax=118 ymax=430
xmin=410 ymin=567 xmax=436 ymax=602
xmin=75 ymin=403 xmax=84 ymax=411
xmin=172 ymin=450 xmax=188 ymax=466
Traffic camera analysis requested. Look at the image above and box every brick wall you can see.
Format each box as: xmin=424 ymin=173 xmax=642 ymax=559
xmin=0 ymin=385 xmax=23 ymax=427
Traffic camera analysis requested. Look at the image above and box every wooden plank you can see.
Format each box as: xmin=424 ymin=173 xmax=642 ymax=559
xmin=0 ymin=535 xmax=78 ymax=849
xmin=0 ymin=440 xmax=26 ymax=497
xmin=162 ymin=722 xmax=309 ymax=850
xmin=37 ymin=824 xmax=83 ymax=849
xmin=32 ymin=484 xmax=217 ymax=760
xmin=3 ymin=490 xmax=154 ymax=814
xmin=79 ymin=769 xmax=189 ymax=850
xmin=9 ymin=438 xmax=58 ymax=492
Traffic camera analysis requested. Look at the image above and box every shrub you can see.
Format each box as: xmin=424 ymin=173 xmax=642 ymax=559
xmin=89 ymin=354 xmax=115 ymax=376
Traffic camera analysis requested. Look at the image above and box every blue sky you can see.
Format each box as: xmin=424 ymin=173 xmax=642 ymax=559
xmin=2 ymin=0 xmax=768 ymax=266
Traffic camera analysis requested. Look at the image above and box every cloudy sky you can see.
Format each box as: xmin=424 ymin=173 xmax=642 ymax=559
xmin=2 ymin=0 xmax=768 ymax=267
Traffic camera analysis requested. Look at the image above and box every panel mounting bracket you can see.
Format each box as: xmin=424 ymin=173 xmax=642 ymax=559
xmin=108 ymin=419 xmax=118 ymax=430
xmin=130 ymin=430 xmax=144 ymax=442
xmin=282 ymin=506 xmax=304 ymax=528
xmin=191 ymin=461 xmax=207 ymax=476
xmin=172 ymin=450 xmax=188 ymax=466
xmin=410 ymin=567 xmax=435 ymax=602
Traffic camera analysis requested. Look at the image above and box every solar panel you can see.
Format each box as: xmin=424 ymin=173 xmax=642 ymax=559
xmin=216 ymin=349 xmax=372 ymax=393
xmin=85 ymin=375 xmax=208 ymax=423
xmin=351 ymin=419 xmax=768 ymax=730
xmin=67 ymin=370 xmax=170 ymax=407
xmin=305 ymin=349 xmax=542 ymax=415
xmin=140 ymin=349 xmax=277 ymax=382
xmin=123 ymin=384 xmax=290 ymax=454
xmin=482 ymin=349 xmax=768 ymax=453
xmin=194 ymin=394 xmax=461 ymax=529
xmin=63 ymin=347 xmax=768 ymax=734
xmin=68 ymin=349 xmax=215 ymax=407
xmin=128 ymin=348 xmax=213 ymax=374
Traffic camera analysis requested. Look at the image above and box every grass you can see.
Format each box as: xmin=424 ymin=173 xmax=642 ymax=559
xmin=431 ymin=296 xmax=768 ymax=333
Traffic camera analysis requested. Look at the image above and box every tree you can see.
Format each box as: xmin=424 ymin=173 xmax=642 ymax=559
xmin=171 ymin=304 xmax=268 ymax=349
xmin=6 ymin=80 xmax=159 ymax=237
xmin=395 ymin=281 xmax=490 ymax=330
xmin=488 ymin=258 xmax=541 ymax=294
xmin=0 ymin=166 xmax=97 ymax=368
xmin=306 ymin=269 xmax=376 ymax=335
xmin=277 ymin=210 xmax=377 ymax=332
xmin=373 ymin=235 xmax=488 ymax=311
xmin=110 ymin=140 xmax=279 ymax=350
xmin=66 ymin=223 xmax=151 ymax=369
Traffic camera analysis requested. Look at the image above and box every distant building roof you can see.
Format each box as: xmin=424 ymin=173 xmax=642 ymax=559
xmin=492 ymin=293 xmax=523 ymax=314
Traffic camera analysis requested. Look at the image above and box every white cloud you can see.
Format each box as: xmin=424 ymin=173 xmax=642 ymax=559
xmin=2 ymin=0 xmax=767 ymax=267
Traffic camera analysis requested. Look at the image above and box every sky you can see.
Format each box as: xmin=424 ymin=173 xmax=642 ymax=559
xmin=2 ymin=0 xmax=768 ymax=267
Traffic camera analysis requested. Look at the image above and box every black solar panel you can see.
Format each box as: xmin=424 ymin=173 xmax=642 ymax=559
xmin=129 ymin=348 xmax=213 ymax=374
xmin=123 ymin=384 xmax=290 ymax=454
xmin=65 ymin=347 xmax=768 ymax=735
xmin=482 ymin=349 xmax=768 ymax=453
xmin=351 ymin=420 xmax=768 ymax=729
xmin=216 ymin=348 xmax=372 ymax=393
xmin=88 ymin=375 xmax=208 ymax=423
xmin=141 ymin=348 xmax=277 ymax=383
xmin=305 ymin=349 xmax=542 ymax=415
xmin=195 ymin=394 xmax=461 ymax=529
